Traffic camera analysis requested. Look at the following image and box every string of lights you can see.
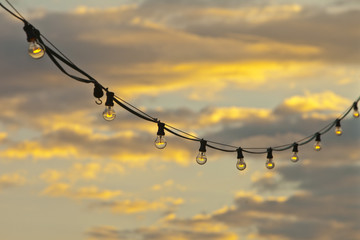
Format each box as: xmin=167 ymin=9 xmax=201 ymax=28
xmin=0 ymin=1 xmax=359 ymax=171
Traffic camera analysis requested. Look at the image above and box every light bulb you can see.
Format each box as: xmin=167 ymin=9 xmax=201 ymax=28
xmin=28 ymin=40 xmax=45 ymax=59
xmin=266 ymin=158 xmax=275 ymax=169
xmin=314 ymin=141 xmax=321 ymax=151
xmin=353 ymin=102 xmax=359 ymax=118
xmin=314 ymin=133 xmax=322 ymax=151
xmin=154 ymin=135 xmax=167 ymax=149
xmin=354 ymin=110 xmax=359 ymax=118
xmin=334 ymin=119 xmax=342 ymax=136
xmin=196 ymin=152 xmax=207 ymax=165
xmin=103 ymin=106 xmax=116 ymax=121
xmin=290 ymin=152 xmax=299 ymax=162
xmin=236 ymin=158 xmax=246 ymax=171
xmin=335 ymin=126 xmax=342 ymax=136
xmin=265 ymin=148 xmax=274 ymax=169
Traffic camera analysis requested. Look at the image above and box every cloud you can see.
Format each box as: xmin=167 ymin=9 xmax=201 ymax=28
xmin=89 ymin=197 xmax=184 ymax=215
xmin=3 ymin=2 xmax=354 ymax=104
xmin=150 ymin=179 xmax=187 ymax=192
xmin=198 ymin=106 xmax=273 ymax=126
xmin=275 ymin=91 xmax=352 ymax=114
xmin=0 ymin=172 xmax=26 ymax=191
xmin=42 ymin=183 xmax=122 ymax=200
xmin=40 ymin=162 xmax=106 ymax=183
xmin=86 ymin=225 xmax=238 ymax=240
xmin=84 ymin=160 xmax=360 ymax=239
xmin=0 ymin=140 xmax=78 ymax=160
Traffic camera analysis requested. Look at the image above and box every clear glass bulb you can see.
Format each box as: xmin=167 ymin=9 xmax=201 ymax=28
xmin=353 ymin=109 xmax=359 ymax=118
xmin=314 ymin=141 xmax=321 ymax=151
xmin=290 ymin=152 xmax=299 ymax=162
xmin=28 ymin=40 xmax=45 ymax=59
xmin=266 ymin=158 xmax=275 ymax=169
xmin=236 ymin=158 xmax=246 ymax=171
xmin=154 ymin=135 xmax=167 ymax=149
xmin=335 ymin=126 xmax=342 ymax=136
xmin=196 ymin=152 xmax=207 ymax=165
xmin=103 ymin=106 xmax=116 ymax=121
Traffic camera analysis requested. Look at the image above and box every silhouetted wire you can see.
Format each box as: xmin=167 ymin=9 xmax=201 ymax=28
xmin=41 ymin=34 xmax=75 ymax=65
xmin=164 ymin=124 xmax=201 ymax=140
xmin=206 ymin=143 xmax=236 ymax=153
xmin=42 ymin=43 xmax=95 ymax=83
xmin=113 ymin=97 xmax=156 ymax=123
xmin=0 ymin=2 xmax=24 ymax=21
xmin=0 ymin=1 xmax=359 ymax=158
xmin=164 ymin=127 xmax=200 ymax=142
xmin=5 ymin=0 xmax=24 ymax=19
xmin=114 ymin=94 xmax=157 ymax=122
xmin=206 ymin=140 xmax=238 ymax=149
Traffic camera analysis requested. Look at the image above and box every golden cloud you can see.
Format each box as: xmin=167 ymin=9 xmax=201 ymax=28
xmin=0 ymin=141 xmax=78 ymax=160
xmin=73 ymin=4 xmax=137 ymax=15
xmin=110 ymin=197 xmax=184 ymax=214
xmin=42 ymin=183 xmax=122 ymax=200
xmin=196 ymin=4 xmax=303 ymax=24
xmin=40 ymin=162 xmax=126 ymax=184
xmin=40 ymin=169 xmax=63 ymax=183
xmin=281 ymin=91 xmax=351 ymax=112
xmin=151 ymin=179 xmax=187 ymax=192
xmin=0 ymin=172 xmax=26 ymax=190
xmin=199 ymin=107 xmax=273 ymax=126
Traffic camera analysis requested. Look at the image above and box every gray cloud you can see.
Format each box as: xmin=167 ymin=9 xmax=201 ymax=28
xmin=85 ymin=163 xmax=360 ymax=240
xmin=86 ymin=225 xmax=236 ymax=240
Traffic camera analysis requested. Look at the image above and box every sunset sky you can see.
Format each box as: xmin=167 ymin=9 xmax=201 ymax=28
xmin=0 ymin=0 xmax=359 ymax=239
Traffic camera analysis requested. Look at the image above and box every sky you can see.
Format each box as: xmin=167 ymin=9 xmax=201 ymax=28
xmin=0 ymin=0 xmax=359 ymax=239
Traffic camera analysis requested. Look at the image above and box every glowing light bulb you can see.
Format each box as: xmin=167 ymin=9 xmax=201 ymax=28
xmin=28 ymin=40 xmax=45 ymax=59
xmin=335 ymin=126 xmax=342 ymax=136
xmin=103 ymin=91 xmax=116 ymax=121
xmin=196 ymin=139 xmax=207 ymax=165
xmin=314 ymin=133 xmax=321 ymax=151
xmin=335 ymin=119 xmax=342 ymax=136
xmin=266 ymin=159 xmax=275 ymax=169
xmin=353 ymin=102 xmax=359 ymax=118
xmin=103 ymin=106 xmax=116 ymax=121
xmin=154 ymin=122 xmax=167 ymax=149
xmin=154 ymin=135 xmax=167 ymax=149
xmin=290 ymin=143 xmax=299 ymax=163
xmin=290 ymin=152 xmax=299 ymax=162
xmin=354 ymin=110 xmax=359 ymax=118
xmin=314 ymin=141 xmax=321 ymax=151
xmin=236 ymin=148 xmax=246 ymax=171
xmin=266 ymin=148 xmax=275 ymax=170
xmin=236 ymin=158 xmax=246 ymax=171
xmin=196 ymin=152 xmax=207 ymax=165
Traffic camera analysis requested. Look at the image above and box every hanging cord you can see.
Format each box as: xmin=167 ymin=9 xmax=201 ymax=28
xmin=40 ymin=34 xmax=75 ymax=65
xmin=0 ymin=2 xmax=24 ymax=21
xmin=5 ymin=0 xmax=24 ymax=19
xmin=0 ymin=1 xmax=359 ymax=157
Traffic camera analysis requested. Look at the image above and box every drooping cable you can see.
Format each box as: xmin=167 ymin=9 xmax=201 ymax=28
xmin=0 ymin=1 xmax=359 ymax=171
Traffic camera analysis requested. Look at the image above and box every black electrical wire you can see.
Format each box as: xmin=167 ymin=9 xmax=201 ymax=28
xmin=5 ymin=0 xmax=24 ymax=19
xmin=0 ymin=1 xmax=359 ymax=159
xmin=0 ymin=2 xmax=24 ymax=21
xmin=40 ymin=34 xmax=75 ymax=65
